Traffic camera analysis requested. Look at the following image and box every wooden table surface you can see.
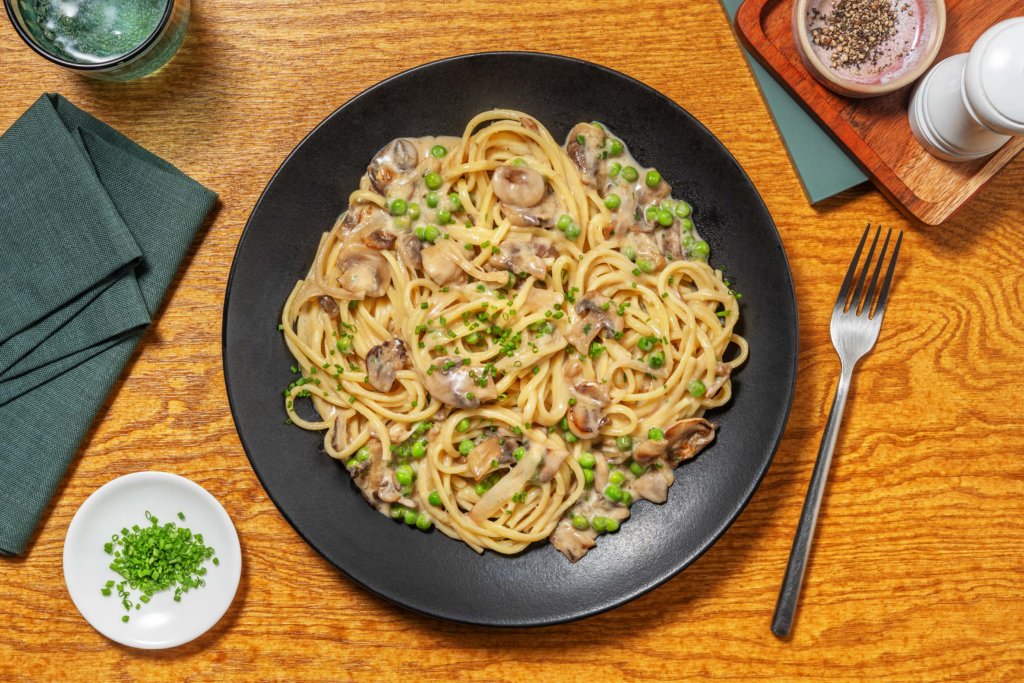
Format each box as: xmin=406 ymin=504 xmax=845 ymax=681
xmin=2 ymin=2 xmax=1022 ymax=681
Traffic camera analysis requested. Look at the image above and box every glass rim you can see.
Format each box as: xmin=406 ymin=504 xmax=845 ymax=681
xmin=2 ymin=0 xmax=175 ymax=71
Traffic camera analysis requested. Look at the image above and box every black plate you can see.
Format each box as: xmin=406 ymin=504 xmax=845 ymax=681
xmin=223 ymin=52 xmax=797 ymax=627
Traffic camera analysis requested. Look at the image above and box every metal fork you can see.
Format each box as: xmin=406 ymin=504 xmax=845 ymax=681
xmin=771 ymin=225 xmax=903 ymax=638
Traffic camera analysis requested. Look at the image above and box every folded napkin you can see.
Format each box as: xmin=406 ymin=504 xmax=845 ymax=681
xmin=0 ymin=94 xmax=217 ymax=555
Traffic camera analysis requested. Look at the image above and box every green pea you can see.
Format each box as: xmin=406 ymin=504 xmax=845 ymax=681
xmin=437 ymin=209 xmax=452 ymax=225
xmin=591 ymin=516 xmax=609 ymax=533
xmin=657 ymin=209 xmax=674 ymax=227
xmin=604 ymin=517 xmax=620 ymax=532
xmin=395 ymin=464 xmax=415 ymax=485
xmin=426 ymin=191 xmax=440 ymax=208
xmin=583 ymin=468 xmax=595 ymax=486
xmin=609 ymin=139 xmax=624 ymax=156
xmin=411 ymin=440 xmax=427 ymax=458
xmin=565 ymin=432 xmax=578 ymax=444
xmin=638 ymin=336 xmax=655 ymax=352
xmin=608 ymin=162 xmax=622 ymax=178
xmin=604 ymin=193 xmax=621 ymax=210
xmin=646 ymin=170 xmax=662 ymax=188
xmin=512 ymin=446 xmax=525 ymax=461
xmin=465 ymin=332 xmax=480 ymax=345
xmin=416 ymin=421 xmax=431 ymax=435
xmin=345 ymin=458 xmax=357 ymax=469
xmin=403 ymin=509 xmax=418 ymax=526
xmin=571 ymin=514 xmax=590 ymax=530
xmin=648 ymin=351 xmax=666 ymax=369
xmin=623 ymin=245 xmax=637 ymax=261
xmin=393 ymin=215 xmax=411 ymax=231
xmin=564 ymin=223 xmax=581 ymax=240
xmin=511 ymin=157 xmax=526 ymax=167
xmin=430 ymin=144 xmax=447 ymax=158
xmin=474 ymin=482 xmax=488 ymax=496
xmin=621 ymin=166 xmax=639 ymax=183
xmin=408 ymin=202 xmax=421 ymax=220
xmin=356 ymin=446 xmax=371 ymax=462
xmin=389 ymin=198 xmax=407 ymax=216
xmin=629 ymin=461 xmax=645 ymax=476
xmin=390 ymin=505 xmax=405 ymax=519
xmin=415 ymin=511 xmax=433 ymax=530
xmin=609 ymin=471 xmax=626 ymax=486
xmin=423 ymin=225 xmax=440 ymax=242
xmin=456 ymin=418 xmax=471 ymax=432
xmin=578 ymin=452 xmax=596 ymax=469
xmin=458 ymin=439 xmax=474 ymax=455
xmin=675 ymin=201 xmax=692 ymax=219
xmin=637 ymin=258 xmax=655 ymax=273
xmin=556 ymin=214 xmax=573 ymax=231
xmin=448 ymin=193 xmax=463 ymax=212
xmin=428 ymin=490 xmax=443 ymax=506
xmin=336 ymin=337 xmax=352 ymax=354
xmin=414 ymin=225 xmax=427 ymax=241
xmin=680 ymin=217 xmax=694 ymax=231
xmin=424 ymin=171 xmax=442 ymax=190
xmin=690 ymin=240 xmax=710 ymax=258
xmin=604 ymin=484 xmax=624 ymax=502
xmin=688 ymin=379 xmax=707 ymax=397
xmin=620 ymin=491 xmax=633 ymax=507
xmin=615 ymin=435 xmax=633 ymax=451
xmin=648 ymin=427 xmax=665 ymax=440
xmin=645 ymin=205 xmax=659 ymax=222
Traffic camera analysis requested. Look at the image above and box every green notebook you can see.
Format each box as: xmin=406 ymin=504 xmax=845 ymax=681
xmin=720 ymin=0 xmax=866 ymax=203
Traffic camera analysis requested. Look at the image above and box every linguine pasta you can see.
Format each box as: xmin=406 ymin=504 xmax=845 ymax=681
xmin=281 ymin=110 xmax=746 ymax=561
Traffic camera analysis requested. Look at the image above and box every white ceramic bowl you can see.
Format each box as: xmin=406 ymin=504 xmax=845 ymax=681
xmin=63 ymin=472 xmax=242 ymax=649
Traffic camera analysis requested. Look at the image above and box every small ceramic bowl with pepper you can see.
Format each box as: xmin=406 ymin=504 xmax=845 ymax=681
xmin=793 ymin=0 xmax=946 ymax=98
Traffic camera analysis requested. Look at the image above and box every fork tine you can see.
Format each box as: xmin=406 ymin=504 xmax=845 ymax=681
xmin=863 ymin=227 xmax=892 ymax=316
xmin=872 ymin=230 xmax=903 ymax=321
xmin=834 ymin=224 xmax=871 ymax=313
xmin=850 ymin=225 xmax=881 ymax=314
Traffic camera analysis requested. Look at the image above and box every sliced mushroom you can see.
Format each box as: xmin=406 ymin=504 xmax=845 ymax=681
xmin=636 ymin=175 xmax=672 ymax=204
xmin=530 ymin=236 xmax=558 ymax=258
xmin=367 ymin=138 xmax=418 ymax=197
xmin=566 ymin=123 xmax=606 ymax=187
xmin=565 ymin=290 xmax=623 ymax=355
xmin=336 ymin=244 xmax=390 ymax=299
xmin=492 ymin=165 xmax=546 ymax=207
xmin=341 ymin=203 xmax=390 ymax=236
xmin=465 ymin=433 xmax=522 ymax=481
xmin=365 ymin=338 xmax=409 ymax=392
xmin=318 ymin=295 xmax=340 ymax=319
xmin=704 ymin=363 xmax=732 ymax=399
xmin=593 ymin=452 xmax=610 ymax=493
xmin=395 ymin=232 xmax=422 ymax=271
xmin=421 ymin=243 xmax=466 ymax=286
xmin=361 ymin=440 xmax=402 ymax=506
xmin=361 ymin=226 xmax=396 ymax=250
xmin=421 ymin=356 xmax=497 ymax=409
xmin=664 ymin=418 xmax=717 ymax=464
xmin=567 ymin=380 xmax=610 ymax=439
xmin=549 ymin=518 xmax=596 ymax=563
xmin=488 ymin=239 xmax=547 ymax=278
xmin=503 ymin=192 xmax=559 ymax=228
xmin=633 ymin=469 xmax=672 ymax=504
xmin=538 ymin=446 xmax=570 ymax=483
xmin=633 ymin=437 xmax=667 ymax=465
xmin=622 ymin=232 xmax=666 ymax=272
xmin=656 ymin=226 xmax=683 ymax=261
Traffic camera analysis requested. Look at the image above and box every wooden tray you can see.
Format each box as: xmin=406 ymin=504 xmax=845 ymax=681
xmin=735 ymin=0 xmax=1024 ymax=225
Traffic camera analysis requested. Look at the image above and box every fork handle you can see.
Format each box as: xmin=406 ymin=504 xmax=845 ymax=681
xmin=771 ymin=362 xmax=854 ymax=638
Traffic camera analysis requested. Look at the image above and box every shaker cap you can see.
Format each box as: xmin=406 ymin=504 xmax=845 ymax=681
xmin=965 ymin=17 xmax=1024 ymax=136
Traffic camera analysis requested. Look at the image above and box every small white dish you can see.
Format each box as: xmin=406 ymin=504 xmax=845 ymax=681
xmin=63 ymin=472 xmax=242 ymax=649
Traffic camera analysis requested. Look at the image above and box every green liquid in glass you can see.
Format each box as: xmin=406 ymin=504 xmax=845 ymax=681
xmin=27 ymin=0 xmax=167 ymax=64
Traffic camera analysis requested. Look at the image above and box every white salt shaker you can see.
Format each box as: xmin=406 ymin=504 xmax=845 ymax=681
xmin=909 ymin=17 xmax=1024 ymax=162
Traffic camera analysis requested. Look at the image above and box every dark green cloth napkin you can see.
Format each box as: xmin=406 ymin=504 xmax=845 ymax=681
xmin=0 ymin=94 xmax=217 ymax=555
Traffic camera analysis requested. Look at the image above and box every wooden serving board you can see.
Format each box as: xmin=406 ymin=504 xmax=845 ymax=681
xmin=735 ymin=0 xmax=1024 ymax=225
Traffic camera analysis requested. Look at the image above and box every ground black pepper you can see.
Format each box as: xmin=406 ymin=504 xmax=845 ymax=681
xmin=809 ymin=0 xmax=913 ymax=70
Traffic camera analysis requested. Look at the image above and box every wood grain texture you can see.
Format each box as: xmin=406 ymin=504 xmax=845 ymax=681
xmin=1 ymin=1 xmax=1023 ymax=680
xmin=736 ymin=0 xmax=1024 ymax=225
